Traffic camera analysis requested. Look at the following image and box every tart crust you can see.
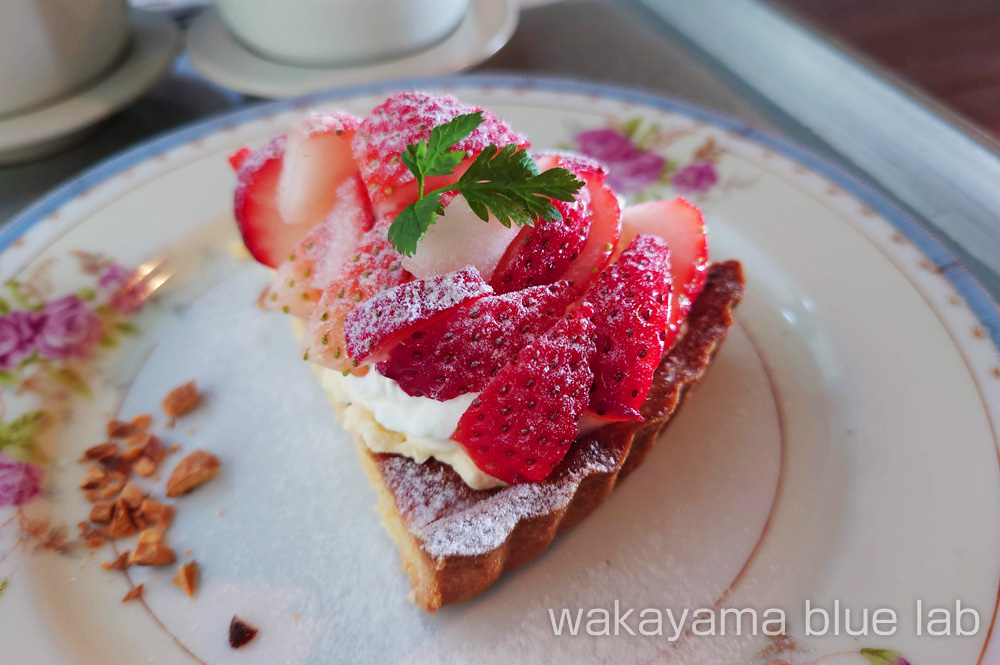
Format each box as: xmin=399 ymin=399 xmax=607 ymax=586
xmin=328 ymin=261 xmax=745 ymax=611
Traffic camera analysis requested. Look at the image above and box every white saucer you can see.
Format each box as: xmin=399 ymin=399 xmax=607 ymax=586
xmin=186 ymin=0 xmax=518 ymax=98
xmin=0 ymin=10 xmax=180 ymax=165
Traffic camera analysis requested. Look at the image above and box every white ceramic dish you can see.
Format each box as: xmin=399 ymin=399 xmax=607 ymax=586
xmin=185 ymin=0 xmax=517 ymax=98
xmin=0 ymin=76 xmax=997 ymax=665
xmin=0 ymin=10 xmax=180 ymax=166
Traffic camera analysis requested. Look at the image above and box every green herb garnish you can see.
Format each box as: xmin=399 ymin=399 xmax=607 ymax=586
xmin=388 ymin=112 xmax=585 ymax=256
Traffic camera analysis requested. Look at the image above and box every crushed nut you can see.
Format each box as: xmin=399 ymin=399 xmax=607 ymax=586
xmin=166 ymin=450 xmax=220 ymax=497
xmin=141 ymin=435 xmax=164 ymax=463
xmin=79 ymin=442 xmax=119 ymax=463
xmin=125 ymin=431 xmax=153 ymax=447
xmin=107 ymin=420 xmax=137 ymax=439
xmin=137 ymin=498 xmax=174 ymax=529
xmin=100 ymin=475 xmax=125 ymax=500
xmin=134 ymin=456 xmax=156 ymax=477
xmin=120 ymin=481 xmax=144 ymax=508
xmin=106 ymin=499 xmax=137 ymax=539
xmin=121 ymin=584 xmax=144 ymax=602
xmin=130 ymin=541 xmax=175 ymax=566
xmin=79 ymin=465 xmax=106 ymax=490
xmin=229 ymin=616 xmax=258 ymax=649
xmin=162 ymin=381 xmax=200 ymax=419
xmin=83 ymin=488 xmax=102 ymax=503
xmin=121 ymin=445 xmax=144 ymax=461
xmin=131 ymin=413 xmax=153 ymax=430
xmin=172 ymin=561 xmax=198 ymax=597
xmin=101 ymin=552 xmax=130 ymax=570
xmin=104 ymin=456 xmax=135 ymax=476
xmin=89 ymin=501 xmax=114 ymax=523
xmin=136 ymin=527 xmax=164 ymax=545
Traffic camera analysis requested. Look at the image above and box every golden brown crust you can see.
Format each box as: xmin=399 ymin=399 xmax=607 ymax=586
xmin=351 ymin=261 xmax=745 ymax=611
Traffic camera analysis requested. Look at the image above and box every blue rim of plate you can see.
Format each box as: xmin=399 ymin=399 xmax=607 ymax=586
xmin=2 ymin=72 xmax=998 ymax=350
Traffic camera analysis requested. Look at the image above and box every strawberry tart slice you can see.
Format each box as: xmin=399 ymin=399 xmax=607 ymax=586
xmin=230 ymin=92 xmax=744 ymax=611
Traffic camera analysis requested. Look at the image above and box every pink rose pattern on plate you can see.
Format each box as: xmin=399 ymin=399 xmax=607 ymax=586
xmin=0 ymin=255 xmax=146 ymax=508
xmin=573 ymin=118 xmax=725 ymax=198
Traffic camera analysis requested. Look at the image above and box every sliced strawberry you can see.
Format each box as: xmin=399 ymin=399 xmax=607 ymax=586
xmin=588 ymin=234 xmax=673 ymax=421
xmin=278 ymin=112 xmax=361 ymax=228
xmin=377 ymin=280 xmax=578 ymax=400
xmin=234 ymin=137 xmax=314 ymax=268
xmin=453 ymin=302 xmax=596 ymax=484
xmin=265 ymin=175 xmax=374 ymax=318
xmin=619 ymin=197 xmax=709 ymax=345
xmin=522 ymin=152 xmax=621 ymax=297
xmin=344 ymin=266 xmax=491 ymax=365
xmin=304 ymin=232 xmax=410 ymax=372
xmin=228 ymin=148 xmax=252 ymax=171
xmin=353 ymin=92 xmax=528 ymax=222
xmin=489 ymin=154 xmax=594 ymax=294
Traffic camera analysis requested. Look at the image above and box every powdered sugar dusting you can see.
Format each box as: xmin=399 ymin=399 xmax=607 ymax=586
xmin=353 ymin=92 xmax=528 ymax=205
xmin=418 ymin=438 xmax=617 ymax=558
xmin=378 ymin=281 xmax=578 ymax=400
xmin=344 ymin=266 xmax=492 ymax=362
xmin=298 ymin=110 xmax=360 ymax=137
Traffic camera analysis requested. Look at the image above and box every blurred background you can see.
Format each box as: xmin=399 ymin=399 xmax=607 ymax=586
xmin=1 ymin=0 xmax=997 ymax=284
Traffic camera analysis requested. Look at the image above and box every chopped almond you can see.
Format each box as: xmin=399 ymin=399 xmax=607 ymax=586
xmin=138 ymin=499 xmax=175 ymax=529
xmin=163 ymin=381 xmax=200 ymax=418
xmin=100 ymin=475 xmax=125 ymax=500
xmin=121 ymin=584 xmax=144 ymax=602
xmin=125 ymin=431 xmax=153 ymax=447
xmin=83 ymin=488 xmax=102 ymax=503
xmin=104 ymin=456 xmax=135 ymax=476
xmin=134 ymin=456 xmax=157 ymax=477
xmin=120 ymin=482 xmax=144 ymax=509
xmin=136 ymin=527 xmax=164 ymax=545
xmin=89 ymin=501 xmax=114 ymax=523
xmin=141 ymin=435 xmax=164 ymax=463
xmin=121 ymin=445 xmax=144 ymax=461
xmin=101 ymin=552 xmax=130 ymax=570
xmin=173 ymin=561 xmax=198 ymax=597
xmin=79 ymin=442 xmax=119 ymax=463
xmin=130 ymin=541 xmax=176 ymax=566
xmin=229 ymin=616 xmax=258 ymax=649
xmin=106 ymin=499 xmax=137 ymax=539
xmin=166 ymin=450 xmax=220 ymax=497
xmin=79 ymin=465 xmax=106 ymax=490
xmin=107 ymin=420 xmax=137 ymax=439
xmin=131 ymin=413 xmax=153 ymax=430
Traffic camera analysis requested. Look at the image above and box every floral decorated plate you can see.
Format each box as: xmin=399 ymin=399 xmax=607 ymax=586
xmin=0 ymin=75 xmax=998 ymax=665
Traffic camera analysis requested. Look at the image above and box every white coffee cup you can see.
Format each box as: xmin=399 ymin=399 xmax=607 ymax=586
xmin=215 ymin=0 xmax=470 ymax=67
xmin=0 ymin=0 xmax=130 ymax=118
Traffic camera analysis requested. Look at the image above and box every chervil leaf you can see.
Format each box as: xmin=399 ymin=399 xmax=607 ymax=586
xmin=457 ymin=144 xmax=584 ymax=228
xmin=400 ymin=112 xmax=484 ymax=197
xmin=388 ymin=114 xmax=585 ymax=257
xmin=388 ymin=193 xmax=446 ymax=256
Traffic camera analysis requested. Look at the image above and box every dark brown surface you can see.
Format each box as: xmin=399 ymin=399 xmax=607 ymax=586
xmin=368 ymin=261 xmax=745 ymax=611
xmin=776 ymin=0 xmax=1000 ymax=136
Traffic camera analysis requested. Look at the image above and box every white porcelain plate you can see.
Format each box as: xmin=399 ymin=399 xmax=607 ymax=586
xmin=0 ymin=76 xmax=997 ymax=665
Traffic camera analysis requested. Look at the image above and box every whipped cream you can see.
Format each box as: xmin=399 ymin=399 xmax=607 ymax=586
xmin=320 ymin=369 xmax=507 ymax=490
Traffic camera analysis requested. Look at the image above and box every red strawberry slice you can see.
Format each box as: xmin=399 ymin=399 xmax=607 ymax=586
xmin=619 ymin=197 xmax=708 ymax=346
xmin=353 ymin=92 xmax=528 ymax=221
xmin=234 ymin=137 xmax=314 ymax=268
xmin=453 ymin=302 xmax=596 ymax=484
xmin=377 ymin=280 xmax=578 ymax=400
xmin=344 ymin=266 xmax=492 ymax=364
xmin=265 ymin=175 xmax=374 ymax=318
xmin=304 ymin=232 xmax=411 ymax=372
xmin=588 ymin=234 xmax=673 ymax=421
xmin=489 ymin=154 xmax=594 ymax=294
xmin=523 ymin=152 xmax=622 ymax=297
xmin=278 ymin=112 xmax=361 ymax=228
